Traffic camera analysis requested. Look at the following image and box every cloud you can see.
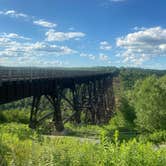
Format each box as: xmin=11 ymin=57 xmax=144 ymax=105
xmin=27 ymin=42 xmax=76 ymax=55
xmin=33 ymin=19 xmax=57 ymax=28
xmin=0 ymin=34 xmax=76 ymax=66
xmin=0 ymin=55 xmax=64 ymax=67
xmin=17 ymin=56 xmax=63 ymax=66
xmin=45 ymin=29 xmax=86 ymax=41
xmin=80 ymin=53 xmax=96 ymax=60
xmin=80 ymin=52 xmax=112 ymax=63
xmin=0 ymin=9 xmax=58 ymax=29
xmin=5 ymin=42 xmax=75 ymax=56
xmin=0 ymin=32 xmax=31 ymax=40
xmin=116 ymin=26 xmax=166 ymax=65
xmin=100 ymin=41 xmax=112 ymax=50
xmin=133 ymin=26 xmax=147 ymax=31
xmin=99 ymin=53 xmax=109 ymax=61
xmin=0 ymin=10 xmax=28 ymax=18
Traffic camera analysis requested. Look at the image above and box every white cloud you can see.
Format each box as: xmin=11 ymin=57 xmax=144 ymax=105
xmin=116 ymin=26 xmax=166 ymax=65
xmin=0 ymin=33 xmax=77 ymax=66
xmin=80 ymin=53 xmax=111 ymax=62
xmin=100 ymin=41 xmax=112 ymax=50
xmin=99 ymin=53 xmax=108 ymax=61
xmin=32 ymin=42 xmax=76 ymax=55
xmin=0 ymin=10 xmax=28 ymax=18
xmin=0 ymin=55 xmax=64 ymax=67
xmin=0 ymin=10 xmax=58 ymax=29
xmin=159 ymin=44 xmax=166 ymax=51
xmin=17 ymin=56 xmax=63 ymax=66
xmin=33 ymin=19 xmax=57 ymax=28
xmin=9 ymin=42 xmax=75 ymax=56
xmin=45 ymin=29 xmax=86 ymax=41
xmin=0 ymin=37 xmax=10 ymax=43
xmin=133 ymin=26 xmax=147 ymax=31
xmin=0 ymin=32 xmax=31 ymax=40
xmin=80 ymin=53 xmax=96 ymax=60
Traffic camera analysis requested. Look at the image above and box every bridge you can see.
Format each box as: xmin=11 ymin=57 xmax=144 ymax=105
xmin=0 ymin=67 xmax=119 ymax=131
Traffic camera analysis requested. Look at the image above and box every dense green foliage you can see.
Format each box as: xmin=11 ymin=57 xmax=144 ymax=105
xmin=120 ymin=68 xmax=166 ymax=90
xmin=133 ymin=75 xmax=166 ymax=131
xmin=109 ymin=75 xmax=166 ymax=132
xmin=139 ymin=130 xmax=166 ymax=144
xmin=0 ymin=109 xmax=29 ymax=124
xmin=0 ymin=123 xmax=166 ymax=166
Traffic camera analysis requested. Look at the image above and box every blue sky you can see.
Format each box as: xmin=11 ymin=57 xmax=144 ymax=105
xmin=0 ymin=0 xmax=166 ymax=69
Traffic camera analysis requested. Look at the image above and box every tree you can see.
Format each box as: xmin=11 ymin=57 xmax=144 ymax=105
xmin=133 ymin=75 xmax=166 ymax=131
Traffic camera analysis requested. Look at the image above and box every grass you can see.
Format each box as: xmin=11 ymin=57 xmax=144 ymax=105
xmin=64 ymin=122 xmax=102 ymax=138
xmin=0 ymin=109 xmax=29 ymax=124
xmin=0 ymin=123 xmax=166 ymax=166
xmin=138 ymin=130 xmax=166 ymax=144
xmin=0 ymin=109 xmax=166 ymax=165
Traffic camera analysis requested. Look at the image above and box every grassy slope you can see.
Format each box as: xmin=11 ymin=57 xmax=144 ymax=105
xmin=0 ymin=122 xmax=166 ymax=166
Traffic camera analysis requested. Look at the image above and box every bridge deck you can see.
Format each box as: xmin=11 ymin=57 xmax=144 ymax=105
xmin=0 ymin=67 xmax=118 ymax=104
xmin=0 ymin=67 xmax=115 ymax=83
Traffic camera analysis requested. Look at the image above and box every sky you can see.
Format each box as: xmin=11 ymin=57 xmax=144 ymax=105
xmin=0 ymin=0 xmax=166 ymax=69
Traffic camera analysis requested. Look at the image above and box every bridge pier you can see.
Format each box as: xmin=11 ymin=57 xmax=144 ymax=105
xmin=29 ymin=96 xmax=41 ymax=129
xmin=87 ymin=81 xmax=96 ymax=124
xmin=71 ymin=84 xmax=81 ymax=124
xmin=83 ymin=77 xmax=115 ymax=124
xmin=28 ymin=76 xmax=116 ymax=131
xmin=29 ymin=92 xmax=64 ymax=132
xmin=52 ymin=92 xmax=64 ymax=132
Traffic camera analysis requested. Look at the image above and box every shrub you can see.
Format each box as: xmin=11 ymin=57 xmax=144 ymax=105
xmin=0 ymin=123 xmax=166 ymax=165
xmin=139 ymin=130 xmax=166 ymax=144
xmin=133 ymin=75 xmax=166 ymax=131
xmin=0 ymin=109 xmax=29 ymax=124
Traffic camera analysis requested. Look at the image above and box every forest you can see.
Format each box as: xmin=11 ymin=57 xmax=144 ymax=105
xmin=0 ymin=67 xmax=166 ymax=166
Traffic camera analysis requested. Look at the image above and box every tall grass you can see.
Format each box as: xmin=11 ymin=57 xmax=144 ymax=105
xmin=0 ymin=109 xmax=29 ymax=124
xmin=0 ymin=123 xmax=166 ymax=166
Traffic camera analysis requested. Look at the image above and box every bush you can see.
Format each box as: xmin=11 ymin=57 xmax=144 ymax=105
xmin=0 ymin=109 xmax=29 ymax=124
xmin=139 ymin=130 xmax=166 ymax=144
xmin=105 ymin=99 xmax=136 ymax=133
xmin=0 ymin=123 xmax=41 ymax=141
xmin=133 ymin=75 xmax=166 ymax=131
xmin=0 ymin=123 xmax=166 ymax=165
